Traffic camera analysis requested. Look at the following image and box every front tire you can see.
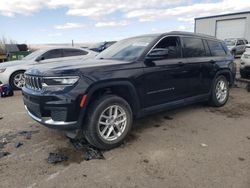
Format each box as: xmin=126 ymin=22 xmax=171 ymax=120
xmin=209 ymin=75 xmax=229 ymax=107
xmin=84 ymin=95 xmax=133 ymax=150
xmin=10 ymin=71 xmax=25 ymax=90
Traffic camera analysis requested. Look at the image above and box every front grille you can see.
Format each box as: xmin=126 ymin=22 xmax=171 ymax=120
xmin=25 ymin=75 xmax=43 ymax=90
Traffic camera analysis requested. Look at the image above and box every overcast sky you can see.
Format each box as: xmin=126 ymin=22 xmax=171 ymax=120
xmin=0 ymin=0 xmax=250 ymax=44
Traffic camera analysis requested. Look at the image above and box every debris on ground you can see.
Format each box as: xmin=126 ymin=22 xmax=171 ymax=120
xmin=0 ymin=116 xmax=3 ymax=120
xmin=69 ymin=138 xmax=88 ymax=150
xmin=164 ymin=115 xmax=173 ymax=120
xmin=200 ymin=143 xmax=208 ymax=147
xmin=69 ymin=138 xmax=105 ymax=161
xmin=0 ymin=84 xmax=14 ymax=97
xmin=154 ymin=124 xmax=161 ymax=127
xmin=247 ymin=83 xmax=250 ymax=92
xmin=247 ymin=136 xmax=250 ymax=140
xmin=0 ymin=151 xmax=10 ymax=159
xmin=47 ymin=153 xmax=68 ymax=164
xmin=84 ymin=146 xmax=105 ymax=161
xmin=238 ymin=157 xmax=245 ymax=161
xmin=15 ymin=142 xmax=23 ymax=148
xmin=2 ymin=137 xmax=7 ymax=144
xmin=18 ymin=130 xmax=39 ymax=139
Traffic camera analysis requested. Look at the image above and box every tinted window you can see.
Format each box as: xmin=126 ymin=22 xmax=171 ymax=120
xmin=207 ymin=40 xmax=226 ymax=56
xmin=43 ymin=49 xmax=62 ymax=60
xmin=182 ymin=37 xmax=206 ymax=57
xmin=63 ymin=49 xmax=88 ymax=57
xmin=154 ymin=36 xmax=181 ymax=59
xmin=96 ymin=36 xmax=157 ymax=61
xmin=237 ymin=40 xmax=244 ymax=45
xmin=203 ymin=40 xmax=211 ymax=56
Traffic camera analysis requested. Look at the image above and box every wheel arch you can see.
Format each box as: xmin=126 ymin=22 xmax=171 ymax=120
xmin=215 ymin=69 xmax=234 ymax=86
xmin=9 ymin=69 xmax=26 ymax=89
xmin=9 ymin=70 xmax=26 ymax=82
xmin=77 ymin=80 xmax=141 ymax=127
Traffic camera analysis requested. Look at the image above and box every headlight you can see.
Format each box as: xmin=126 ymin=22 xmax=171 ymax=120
xmin=42 ymin=76 xmax=79 ymax=88
xmin=0 ymin=68 xmax=6 ymax=73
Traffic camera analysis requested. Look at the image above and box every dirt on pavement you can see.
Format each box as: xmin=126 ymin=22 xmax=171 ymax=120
xmin=0 ymin=88 xmax=250 ymax=188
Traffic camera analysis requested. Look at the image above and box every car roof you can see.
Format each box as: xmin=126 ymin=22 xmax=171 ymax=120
xmin=129 ymin=31 xmax=220 ymax=41
xmin=41 ymin=47 xmax=96 ymax=54
xmin=225 ymin=38 xmax=247 ymax=40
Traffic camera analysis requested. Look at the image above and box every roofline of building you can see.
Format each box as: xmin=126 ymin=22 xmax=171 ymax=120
xmin=195 ymin=11 xmax=250 ymax=20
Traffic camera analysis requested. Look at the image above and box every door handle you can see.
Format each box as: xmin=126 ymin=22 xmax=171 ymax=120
xmin=209 ymin=60 xmax=216 ymax=64
xmin=178 ymin=62 xmax=184 ymax=66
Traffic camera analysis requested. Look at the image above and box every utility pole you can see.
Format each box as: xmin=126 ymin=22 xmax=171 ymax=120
xmin=72 ymin=40 xmax=74 ymax=47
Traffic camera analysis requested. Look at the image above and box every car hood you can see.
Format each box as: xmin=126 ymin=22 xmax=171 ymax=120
xmin=26 ymin=58 xmax=129 ymax=76
xmin=0 ymin=60 xmax=31 ymax=68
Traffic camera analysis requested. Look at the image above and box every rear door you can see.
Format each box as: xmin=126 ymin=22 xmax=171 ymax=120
xmin=200 ymin=40 xmax=228 ymax=93
xmin=180 ymin=37 xmax=208 ymax=96
xmin=237 ymin=40 xmax=246 ymax=54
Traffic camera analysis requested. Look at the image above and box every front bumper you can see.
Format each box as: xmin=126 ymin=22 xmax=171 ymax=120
xmin=25 ymin=105 xmax=77 ymax=128
xmin=0 ymin=72 xmax=10 ymax=85
xmin=22 ymin=87 xmax=82 ymax=130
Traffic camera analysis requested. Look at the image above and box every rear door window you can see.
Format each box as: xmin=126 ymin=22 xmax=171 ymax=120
xmin=43 ymin=49 xmax=63 ymax=60
xmin=63 ymin=49 xmax=88 ymax=57
xmin=182 ymin=37 xmax=206 ymax=57
xmin=207 ymin=40 xmax=226 ymax=56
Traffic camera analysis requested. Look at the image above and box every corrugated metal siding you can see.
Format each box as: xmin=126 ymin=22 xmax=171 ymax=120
xmin=195 ymin=12 xmax=250 ymax=41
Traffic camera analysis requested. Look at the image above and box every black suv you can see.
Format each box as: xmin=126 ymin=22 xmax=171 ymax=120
xmin=22 ymin=31 xmax=236 ymax=149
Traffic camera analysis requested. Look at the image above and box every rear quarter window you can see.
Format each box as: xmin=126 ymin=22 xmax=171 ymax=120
xmin=207 ymin=40 xmax=226 ymax=56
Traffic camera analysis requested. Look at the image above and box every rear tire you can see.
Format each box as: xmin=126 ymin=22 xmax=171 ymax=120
xmin=84 ymin=95 xmax=133 ymax=150
xmin=209 ymin=75 xmax=229 ymax=107
xmin=10 ymin=71 xmax=25 ymax=90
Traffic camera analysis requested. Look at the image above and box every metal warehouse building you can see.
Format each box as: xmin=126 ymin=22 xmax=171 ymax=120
xmin=195 ymin=11 xmax=250 ymax=41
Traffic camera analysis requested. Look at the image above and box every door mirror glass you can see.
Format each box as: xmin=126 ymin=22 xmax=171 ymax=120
xmin=147 ymin=48 xmax=169 ymax=60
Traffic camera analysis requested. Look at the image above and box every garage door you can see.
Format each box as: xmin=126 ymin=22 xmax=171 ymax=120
xmin=216 ymin=18 xmax=246 ymax=40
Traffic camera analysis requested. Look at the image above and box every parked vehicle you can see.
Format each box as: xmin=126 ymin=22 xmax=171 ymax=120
xmin=88 ymin=41 xmax=116 ymax=52
xmin=224 ymin=38 xmax=248 ymax=57
xmin=22 ymin=31 xmax=236 ymax=149
xmin=240 ymin=44 xmax=250 ymax=78
xmin=0 ymin=47 xmax=97 ymax=90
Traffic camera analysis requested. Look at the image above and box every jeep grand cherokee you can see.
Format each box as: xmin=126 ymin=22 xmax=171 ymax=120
xmin=22 ymin=31 xmax=236 ymax=149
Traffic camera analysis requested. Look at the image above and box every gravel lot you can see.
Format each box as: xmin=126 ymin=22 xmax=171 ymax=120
xmin=0 ymin=57 xmax=250 ymax=188
xmin=0 ymin=86 xmax=250 ymax=188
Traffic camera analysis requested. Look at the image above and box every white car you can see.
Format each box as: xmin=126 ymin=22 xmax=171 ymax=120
xmin=240 ymin=44 xmax=250 ymax=78
xmin=0 ymin=47 xmax=97 ymax=89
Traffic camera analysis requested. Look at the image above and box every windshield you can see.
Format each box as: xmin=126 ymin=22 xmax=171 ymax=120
xmin=90 ymin=42 xmax=105 ymax=49
xmin=22 ymin=49 xmax=45 ymax=60
xmin=96 ymin=36 xmax=157 ymax=61
xmin=224 ymin=39 xmax=236 ymax=46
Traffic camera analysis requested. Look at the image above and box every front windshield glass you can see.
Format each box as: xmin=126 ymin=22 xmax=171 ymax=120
xmin=22 ymin=49 xmax=45 ymax=60
xmin=224 ymin=39 xmax=236 ymax=46
xmin=90 ymin=42 xmax=105 ymax=49
xmin=96 ymin=36 xmax=157 ymax=61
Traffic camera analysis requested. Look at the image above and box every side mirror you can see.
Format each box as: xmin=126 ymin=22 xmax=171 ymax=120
xmin=146 ymin=48 xmax=169 ymax=60
xmin=36 ymin=56 xmax=44 ymax=62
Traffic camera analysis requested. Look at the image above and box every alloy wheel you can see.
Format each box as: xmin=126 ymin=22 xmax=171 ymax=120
xmin=98 ymin=105 xmax=127 ymax=142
